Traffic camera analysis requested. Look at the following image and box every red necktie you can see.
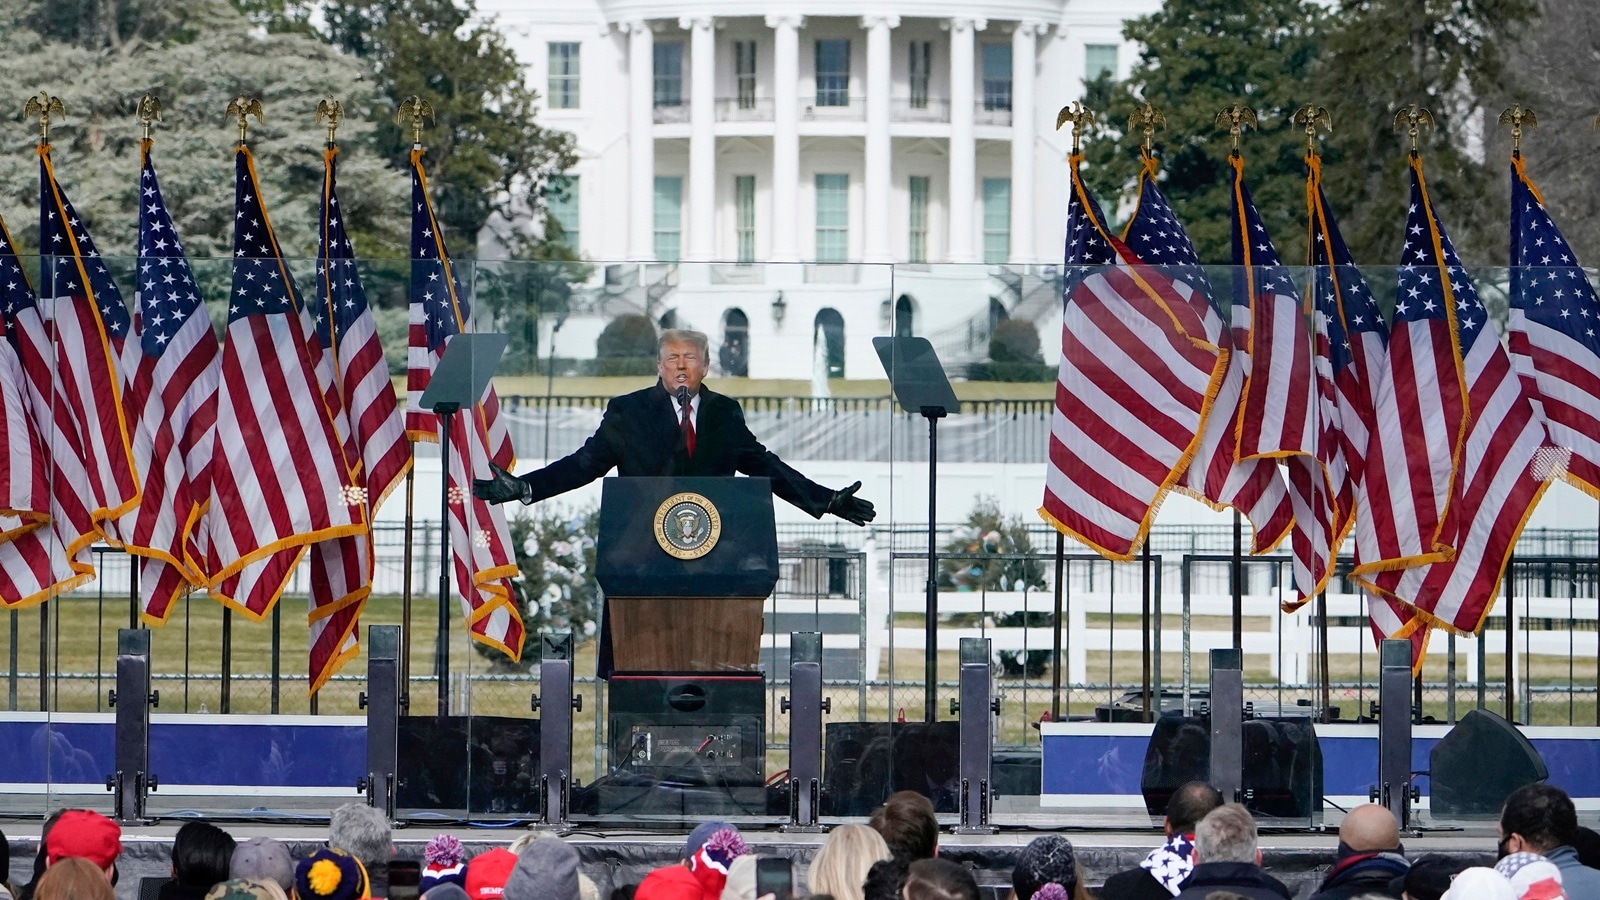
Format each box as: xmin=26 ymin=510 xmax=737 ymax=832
xmin=679 ymin=398 xmax=696 ymax=458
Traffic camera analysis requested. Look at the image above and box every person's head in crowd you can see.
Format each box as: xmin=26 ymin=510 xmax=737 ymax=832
xmin=870 ymin=792 xmax=939 ymax=863
xmin=293 ymin=849 xmax=369 ymax=900
xmin=633 ymin=862 xmax=699 ymax=900
xmin=1440 ymin=867 xmax=1516 ymax=900
xmin=1392 ymin=855 xmax=1470 ymax=900
xmin=683 ymin=824 xmax=734 ymax=864
xmin=1572 ymin=827 xmax=1600 ymax=869
xmin=44 ymin=811 xmax=121 ymax=879
xmin=606 ymin=887 xmax=636 ymax=900
xmin=2 ymin=824 xmax=13 ymax=897
xmin=34 ymin=858 xmax=113 ymax=900
xmin=900 ymin=860 xmax=977 ymax=900
xmin=1500 ymin=784 xmax=1579 ymax=858
xmin=1339 ymin=803 xmax=1402 ymax=854
xmin=206 ymin=879 xmax=288 ymax=900
xmin=502 ymin=837 xmax=580 ymax=900
xmin=1165 ymin=781 xmax=1224 ymax=838
xmin=687 ymin=828 xmax=746 ymax=900
xmin=465 ymin=851 xmax=519 ymax=900
xmin=232 ymin=839 xmax=294 ymax=894
xmin=424 ymin=886 xmax=470 ymax=900
xmin=1009 ymin=836 xmax=1086 ymax=900
xmin=1494 ymin=853 xmax=1564 ymax=900
xmin=420 ymin=837 xmax=466 ymax=896
xmin=717 ymin=856 xmax=757 ymax=900
xmin=172 ymin=822 xmax=237 ymax=890
xmin=329 ymin=805 xmax=392 ymax=873
xmin=861 ymin=861 xmax=907 ymax=900
xmin=1194 ymin=804 xmax=1259 ymax=866
xmin=808 ymin=825 xmax=891 ymax=900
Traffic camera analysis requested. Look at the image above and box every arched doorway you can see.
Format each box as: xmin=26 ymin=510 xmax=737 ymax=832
xmin=814 ymin=308 xmax=845 ymax=379
xmin=719 ymin=307 xmax=749 ymax=376
xmin=658 ymin=309 xmax=679 ymax=330
xmin=894 ymin=294 xmax=915 ymax=337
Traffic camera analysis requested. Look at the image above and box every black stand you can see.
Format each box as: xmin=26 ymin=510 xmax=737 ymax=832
xmin=874 ymin=337 xmax=959 ymax=723
xmin=418 ymin=333 xmax=509 ymax=716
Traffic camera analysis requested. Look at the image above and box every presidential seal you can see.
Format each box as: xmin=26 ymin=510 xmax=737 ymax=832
xmin=654 ymin=492 xmax=722 ymax=560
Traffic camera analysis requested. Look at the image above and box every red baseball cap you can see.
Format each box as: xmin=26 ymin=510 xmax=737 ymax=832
xmin=465 ymin=849 xmax=518 ymax=900
xmin=46 ymin=810 xmax=122 ymax=870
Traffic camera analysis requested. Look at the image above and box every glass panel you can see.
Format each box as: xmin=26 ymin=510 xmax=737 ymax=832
xmin=735 ymin=175 xmax=756 ymax=265
xmin=547 ymin=175 xmax=579 ymax=250
xmin=814 ymin=173 xmax=849 ymax=263
xmin=736 ymin=41 xmax=758 ymax=109
xmin=654 ymin=41 xmax=684 ymax=107
xmin=815 ymin=39 xmax=850 ymax=107
xmin=909 ymin=41 xmax=931 ymax=108
xmin=908 ymin=175 xmax=929 ymax=264
xmin=1085 ymin=43 xmax=1118 ymax=82
xmin=982 ymin=177 xmax=1010 ymax=264
xmin=548 ymin=41 xmax=580 ymax=109
xmin=653 ymin=176 xmax=682 ymax=262
xmin=982 ymin=43 xmax=1012 ymax=111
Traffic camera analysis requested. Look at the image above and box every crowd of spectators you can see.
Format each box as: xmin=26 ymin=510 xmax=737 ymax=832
xmin=8 ymin=784 xmax=1600 ymax=900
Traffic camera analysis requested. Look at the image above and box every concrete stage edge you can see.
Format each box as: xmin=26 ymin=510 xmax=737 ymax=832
xmin=1 ymin=820 xmax=1503 ymax=900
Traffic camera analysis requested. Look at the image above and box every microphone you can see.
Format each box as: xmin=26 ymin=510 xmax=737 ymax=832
xmin=677 ymin=385 xmax=689 ymax=407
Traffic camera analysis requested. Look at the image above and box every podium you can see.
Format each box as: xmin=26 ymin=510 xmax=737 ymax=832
xmin=596 ymin=476 xmax=778 ymax=673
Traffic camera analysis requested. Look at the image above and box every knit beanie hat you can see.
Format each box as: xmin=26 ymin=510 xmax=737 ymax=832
xmin=683 ymin=823 xmax=733 ymax=861
xmin=503 ymin=839 xmax=580 ymax=900
xmin=233 ymin=839 xmax=295 ymax=892
xmin=688 ymin=829 xmax=747 ymax=900
xmin=1011 ymin=835 xmax=1079 ymax=900
xmin=294 ymin=849 xmax=370 ymax=900
xmin=421 ymin=836 xmax=467 ymax=894
xmin=1441 ymin=867 xmax=1516 ymax=900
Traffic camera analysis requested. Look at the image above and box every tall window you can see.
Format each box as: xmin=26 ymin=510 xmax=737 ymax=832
xmin=815 ymin=39 xmax=850 ymax=106
xmin=814 ymin=174 xmax=849 ymax=262
xmin=653 ymin=176 xmax=682 ymax=262
xmin=815 ymin=308 xmax=845 ymax=378
xmin=654 ymin=42 xmax=684 ymax=107
xmin=982 ymin=178 xmax=1011 ymax=264
xmin=1085 ymin=44 xmax=1118 ymax=82
xmin=735 ymin=41 xmax=758 ymax=109
xmin=908 ymin=41 xmax=931 ymax=109
xmin=982 ymin=43 xmax=1012 ymax=111
xmin=546 ymin=175 xmax=580 ymax=249
xmin=735 ymin=175 xmax=757 ymax=264
xmin=907 ymin=175 xmax=929 ymax=264
xmin=548 ymin=42 xmax=580 ymax=109
xmin=720 ymin=308 xmax=749 ymax=376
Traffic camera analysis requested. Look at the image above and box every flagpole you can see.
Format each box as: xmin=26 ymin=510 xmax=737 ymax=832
xmin=402 ymin=468 xmax=415 ymax=688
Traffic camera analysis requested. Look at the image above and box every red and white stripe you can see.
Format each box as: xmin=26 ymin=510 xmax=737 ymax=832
xmin=1509 ymin=312 xmax=1600 ymax=496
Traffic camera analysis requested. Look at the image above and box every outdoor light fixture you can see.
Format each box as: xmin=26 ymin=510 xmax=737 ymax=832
xmin=771 ymin=290 xmax=787 ymax=326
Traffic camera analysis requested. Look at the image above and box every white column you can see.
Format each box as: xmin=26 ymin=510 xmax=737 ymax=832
xmin=947 ymin=17 xmax=984 ymax=263
xmin=861 ymin=15 xmax=898 ymax=262
xmin=1009 ymin=21 xmax=1041 ymax=263
xmin=767 ymin=14 xmax=803 ymax=263
xmin=626 ymin=20 xmax=655 ymax=260
xmin=684 ymin=16 xmax=716 ymax=261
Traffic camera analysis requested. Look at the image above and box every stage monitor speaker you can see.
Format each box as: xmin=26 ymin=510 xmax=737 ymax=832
xmin=1430 ymin=708 xmax=1548 ymax=818
xmin=1139 ymin=714 xmax=1322 ymax=821
xmin=821 ymin=721 xmax=960 ymax=816
xmin=394 ymin=715 xmax=540 ymax=814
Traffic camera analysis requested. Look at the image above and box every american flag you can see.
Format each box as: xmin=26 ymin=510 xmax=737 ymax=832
xmin=1040 ymin=155 xmax=1227 ymax=559
xmin=39 ymin=148 xmax=142 ymax=533
xmin=1350 ymin=157 xmax=1468 ymax=580
xmin=0 ymin=215 xmax=87 ymax=607
xmin=208 ymin=147 xmax=368 ymax=691
xmin=1506 ymin=157 xmax=1600 ymax=495
xmin=1229 ymin=157 xmax=1322 ymax=606
xmin=115 ymin=141 xmax=221 ymax=623
xmin=1366 ymin=156 xmax=1553 ymax=663
xmin=407 ymin=148 xmax=523 ymax=661
xmin=1122 ymin=156 xmax=1292 ymax=553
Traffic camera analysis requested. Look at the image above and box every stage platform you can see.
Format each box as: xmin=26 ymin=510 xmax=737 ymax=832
xmin=1 ymin=814 xmax=1502 ymax=900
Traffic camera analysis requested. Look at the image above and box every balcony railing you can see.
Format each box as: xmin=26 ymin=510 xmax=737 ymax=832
xmin=801 ymin=97 xmax=865 ymax=121
xmin=715 ymin=97 xmax=774 ymax=122
xmin=976 ymin=101 xmax=1013 ymax=126
xmin=891 ymin=97 xmax=951 ymax=123
xmin=652 ymin=101 xmax=690 ymax=124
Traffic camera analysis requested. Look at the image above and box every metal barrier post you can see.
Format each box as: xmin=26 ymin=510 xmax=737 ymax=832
xmin=782 ymin=632 xmax=826 ymax=831
xmin=358 ymin=625 xmax=402 ymax=818
xmin=954 ymin=637 xmax=996 ymax=833
xmin=106 ymin=628 xmax=156 ymax=824
xmin=1209 ymin=648 xmax=1243 ymax=804
xmin=1372 ymin=639 xmax=1417 ymax=827
xmin=532 ymin=633 xmax=578 ymax=828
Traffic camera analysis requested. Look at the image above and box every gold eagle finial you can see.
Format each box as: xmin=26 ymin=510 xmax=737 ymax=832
xmin=24 ymin=92 xmax=65 ymax=145
xmin=226 ymin=95 xmax=265 ymax=146
xmin=316 ymin=97 xmax=344 ymax=145
xmin=1055 ymin=101 xmax=1096 ymax=155
xmin=1128 ymin=102 xmax=1165 ymax=154
xmin=1292 ymin=105 xmax=1332 ymax=154
xmin=1497 ymin=105 xmax=1537 ymax=157
xmin=1214 ymin=104 xmax=1258 ymax=156
xmin=1393 ymin=104 xmax=1435 ymax=154
xmin=136 ymin=94 xmax=161 ymax=142
xmin=396 ymin=96 xmax=433 ymax=147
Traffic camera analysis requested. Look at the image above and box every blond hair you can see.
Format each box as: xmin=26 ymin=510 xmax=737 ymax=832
xmin=808 ymin=825 xmax=892 ymax=900
xmin=36 ymin=859 xmax=113 ymax=900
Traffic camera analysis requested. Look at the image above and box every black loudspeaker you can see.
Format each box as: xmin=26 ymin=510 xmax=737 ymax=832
xmin=1431 ymin=709 xmax=1548 ymax=818
xmin=1139 ymin=714 xmax=1323 ymax=821
xmin=394 ymin=715 xmax=540 ymax=814
xmin=821 ymin=721 xmax=960 ymax=816
xmin=600 ymin=673 xmax=767 ymax=816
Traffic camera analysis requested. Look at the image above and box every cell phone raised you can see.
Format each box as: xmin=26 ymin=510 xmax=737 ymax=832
xmin=755 ymin=857 xmax=793 ymax=900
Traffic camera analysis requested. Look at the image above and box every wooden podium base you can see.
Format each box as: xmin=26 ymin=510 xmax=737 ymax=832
xmin=608 ymin=596 xmax=765 ymax=671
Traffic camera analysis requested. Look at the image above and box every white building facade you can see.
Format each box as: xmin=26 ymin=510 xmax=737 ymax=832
xmin=483 ymin=0 xmax=1158 ymax=378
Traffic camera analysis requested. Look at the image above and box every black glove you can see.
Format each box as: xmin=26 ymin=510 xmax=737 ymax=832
xmin=828 ymin=481 xmax=875 ymax=526
xmin=473 ymin=463 xmax=531 ymax=505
